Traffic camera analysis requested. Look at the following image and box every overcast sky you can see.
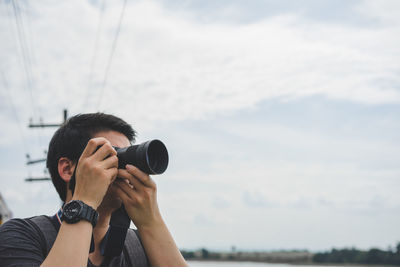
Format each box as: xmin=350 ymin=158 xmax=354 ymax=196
xmin=0 ymin=0 xmax=399 ymax=251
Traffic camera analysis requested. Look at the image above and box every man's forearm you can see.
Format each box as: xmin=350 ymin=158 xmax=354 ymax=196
xmin=40 ymin=221 xmax=92 ymax=267
xmin=114 ymin=166 xmax=188 ymax=266
xmin=138 ymin=219 xmax=188 ymax=267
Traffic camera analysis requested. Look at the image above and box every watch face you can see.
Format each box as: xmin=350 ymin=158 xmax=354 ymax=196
xmin=63 ymin=201 xmax=82 ymax=222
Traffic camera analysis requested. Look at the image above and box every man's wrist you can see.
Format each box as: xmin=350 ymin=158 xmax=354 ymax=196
xmin=71 ymin=195 xmax=98 ymax=210
xmin=137 ymin=216 xmax=165 ymax=233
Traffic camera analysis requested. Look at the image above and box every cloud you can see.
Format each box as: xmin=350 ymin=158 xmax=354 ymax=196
xmin=243 ymin=191 xmax=270 ymax=208
xmin=1 ymin=0 xmax=399 ymax=129
xmin=356 ymin=0 xmax=400 ymax=25
xmin=1 ymin=0 xmax=400 ymax=250
xmin=212 ymin=196 xmax=231 ymax=210
xmin=0 ymin=169 xmax=60 ymax=218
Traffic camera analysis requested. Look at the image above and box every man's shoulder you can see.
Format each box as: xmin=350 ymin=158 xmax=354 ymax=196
xmin=0 ymin=216 xmax=51 ymax=265
xmin=0 ymin=217 xmax=35 ymax=231
xmin=1 ymin=215 xmax=50 ymax=229
xmin=0 ymin=215 xmax=52 ymax=240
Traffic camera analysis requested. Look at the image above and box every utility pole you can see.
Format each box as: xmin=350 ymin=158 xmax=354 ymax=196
xmin=25 ymin=177 xmax=51 ymax=182
xmin=29 ymin=109 xmax=68 ymax=128
xmin=25 ymin=109 xmax=68 ymax=182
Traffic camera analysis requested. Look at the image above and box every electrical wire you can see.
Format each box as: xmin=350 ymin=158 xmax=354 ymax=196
xmin=19 ymin=1 xmax=41 ymax=116
xmin=0 ymin=70 xmax=30 ymax=154
xmin=16 ymin=1 xmax=48 ymax=149
xmin=96 ymin=0 xmax=128 ymax=110
xmin=10 ymin=0 xmax=44 ymax=159
xmin=82 ymin=0 xmax=106 ymax=112
xmin=11 ymin=0 xmax=37 ymax=119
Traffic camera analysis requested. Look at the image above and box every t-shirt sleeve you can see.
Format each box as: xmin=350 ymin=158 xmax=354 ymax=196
xmin=0 ymin=218 xmax=45 ymax=267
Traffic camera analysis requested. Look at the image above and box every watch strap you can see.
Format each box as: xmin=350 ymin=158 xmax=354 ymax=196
xmin=80 ymin=203 xmax=99 ymax=228
xmin=63 ymin=200 xmax=99 ymax=228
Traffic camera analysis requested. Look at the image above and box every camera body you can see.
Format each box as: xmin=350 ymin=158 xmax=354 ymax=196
xmin=69 ymin=139 xmax=168 ymax=193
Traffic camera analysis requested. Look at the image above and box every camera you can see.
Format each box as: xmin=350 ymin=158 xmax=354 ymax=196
xmin=69 ymin=139 xmax=169 ymax=192
xmin=115 ymin=139 xmax=168 ymax=175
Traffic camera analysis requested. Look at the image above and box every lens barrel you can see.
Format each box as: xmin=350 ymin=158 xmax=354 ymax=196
xmin=115 ymin=139 xmax=169 ymax=175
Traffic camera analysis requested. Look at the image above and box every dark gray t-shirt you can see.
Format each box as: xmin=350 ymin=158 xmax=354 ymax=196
xmin=0 ymin=217 xmax=148 ymax=267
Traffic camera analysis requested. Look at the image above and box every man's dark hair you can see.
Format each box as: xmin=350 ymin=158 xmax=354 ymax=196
xmin=46 ymin=113 xmax=136 ymax=201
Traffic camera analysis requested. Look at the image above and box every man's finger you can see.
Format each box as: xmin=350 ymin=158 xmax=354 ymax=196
xmin=125 ymin=165 xmax=156 ymax=188
xmin=80 ymin=137 xmax=109 ymax=159
xmin=118 ymin=169 xmax=144 ymax=191
xmin=113 ymin=179 xmax=139 ymax=200
xmin=106 ymin=168 xmax=118 ymax=183
xmin=101 ymin=155 xmax=118 ymax=169
xmin=92 ymin=142 xmax=117 ymax=161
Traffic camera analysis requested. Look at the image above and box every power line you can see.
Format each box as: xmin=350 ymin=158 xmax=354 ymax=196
xmin=83 ymin=0 xmax=106 ymax=111
xmin=15 ymin=1 xmax=36 ymax=81
xmin=0 ymin=70 xmax=30 ymax=153
xmin=18 ymin=1 xmax=42 ymax=116
xmin=10 ymin=0 xmax=45 ymax=150
xmin=4 ymin=1 xmax=38 ymax=158
xmin=11 ymin=0 xmax=37 ymax=119
xmin=96 ymin=0 xmax=128 ymax=110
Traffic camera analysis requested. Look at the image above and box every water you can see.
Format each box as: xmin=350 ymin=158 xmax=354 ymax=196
xmin=188 ymin=262 xmax=356 ymax=267
xmin=189 ymin=262 xmax=305 ymax=267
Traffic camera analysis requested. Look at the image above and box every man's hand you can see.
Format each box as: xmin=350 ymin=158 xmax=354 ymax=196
xmin=112 ymin=164 xmax=162 ymax=229
xmin=112 ymin=165 xmax=188 ymax=267
xmin=72 ymin=137 xmax=118 ymax=209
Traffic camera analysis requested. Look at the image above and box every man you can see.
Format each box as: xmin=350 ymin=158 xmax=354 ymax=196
xmin=0 ymin=113 xmax=188 ymax=267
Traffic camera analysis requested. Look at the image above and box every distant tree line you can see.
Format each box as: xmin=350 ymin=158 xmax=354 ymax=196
xmin=313 ymin=242 xmax=400 ymax=265
xmin=180 ymin=243 xmax=400 ymax=265
xmin=180 ymin=248 xmax=313 ymax=263
xmin=180 ymin=249 xmax=215 ymax=260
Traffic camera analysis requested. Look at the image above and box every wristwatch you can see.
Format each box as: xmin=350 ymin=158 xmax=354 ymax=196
xmin=62 ymin=200 xmax=99 ymax=228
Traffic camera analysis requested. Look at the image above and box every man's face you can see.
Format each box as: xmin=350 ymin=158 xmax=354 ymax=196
xmin=92 ymin=130 xmax=131 ymax=213
xmin=93 ymin=130 xmax=131 ymax=149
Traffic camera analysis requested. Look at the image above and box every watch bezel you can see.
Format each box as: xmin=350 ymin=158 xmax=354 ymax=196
xmin=63 ymin=200 xmax=84 ymax=224
xmin=62 ymin=200 xmax=98 ymax=227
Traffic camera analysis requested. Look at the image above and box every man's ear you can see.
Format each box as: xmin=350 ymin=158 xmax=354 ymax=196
xmin=58 ymin=157 xmax=76 ymax=183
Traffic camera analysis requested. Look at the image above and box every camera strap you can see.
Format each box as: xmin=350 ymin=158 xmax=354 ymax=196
xmin=100 ymin=205 xmax=131 ymax=257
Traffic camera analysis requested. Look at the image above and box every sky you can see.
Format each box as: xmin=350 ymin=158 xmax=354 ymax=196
xmin=0 ymin=0 xmax=399 ymax=251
